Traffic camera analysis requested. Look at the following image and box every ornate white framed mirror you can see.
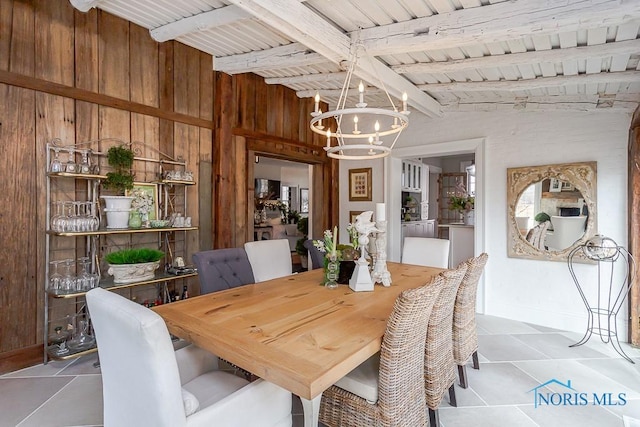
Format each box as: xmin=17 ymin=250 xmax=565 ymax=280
xmin=507 ymin=161 xmax=597 ymax=261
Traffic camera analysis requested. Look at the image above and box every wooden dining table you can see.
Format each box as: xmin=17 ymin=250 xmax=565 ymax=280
xmin=153 ymin=261 xmax=444 ymax=427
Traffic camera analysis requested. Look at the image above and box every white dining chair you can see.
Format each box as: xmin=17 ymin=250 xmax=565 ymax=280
xmin=86 ymin=288 xmax=292 ymax=427
xmin=244 ymin=239 xmax=293 ymax=282
xmin=402 ymin=237 xmax=451 ymax=268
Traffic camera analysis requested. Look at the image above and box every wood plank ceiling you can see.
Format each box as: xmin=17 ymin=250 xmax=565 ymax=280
xmin=70 ymin=0 xmax=640 ymax=114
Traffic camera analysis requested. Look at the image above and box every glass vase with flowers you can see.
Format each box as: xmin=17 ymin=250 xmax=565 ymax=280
xmin=313 ymin=226 xmax=340 ymax=289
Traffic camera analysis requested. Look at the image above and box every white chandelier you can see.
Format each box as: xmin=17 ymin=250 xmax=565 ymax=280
xmin=310 ymin=42 xmax=409 ymax=160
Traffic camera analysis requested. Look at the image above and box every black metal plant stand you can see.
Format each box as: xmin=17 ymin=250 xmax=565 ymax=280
xmin=567 ymin=236 xmax=636 ymax=363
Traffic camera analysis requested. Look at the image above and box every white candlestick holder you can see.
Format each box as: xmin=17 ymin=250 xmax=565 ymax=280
xmin=371 ymin=220 xmax=392 ymax=287
xmin=349 ymin=229 xmax=374 ymax=292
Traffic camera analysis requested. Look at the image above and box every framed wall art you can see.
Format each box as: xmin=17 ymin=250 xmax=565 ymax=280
xmin=349 ymin=210 xmax=364 ymax=223
xmin=348 ymin=168 xmax=372 ymax=201
xmin=126 ymin=183 xmax=159 ymax=220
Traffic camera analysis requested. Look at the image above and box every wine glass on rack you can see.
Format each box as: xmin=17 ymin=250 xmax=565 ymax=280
xmin=90 ymin=261 xmax=101 ymax=289
xmin=77 ymin=257 xmax=91 ymax=291
xmin=79 ymin=149 xmax=91 ymax=174
xmin=64 ymin=148 xmax=77 ymax=173
xmin=48 ymin=260 xmax=62 ymax=291
xmin=49 ymin=147 xmax=63 ymax=173
xmin=50 ymin=201 xmax=63 ymax=232
xmin=60 ymin=259 xmax=75 ymax=293
xmin=86 ymin=202 xmax=99 ymax=231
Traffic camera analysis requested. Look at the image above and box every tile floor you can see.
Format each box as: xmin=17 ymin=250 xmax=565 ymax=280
xmin=2 ymin=314 xmax=639 ymax=427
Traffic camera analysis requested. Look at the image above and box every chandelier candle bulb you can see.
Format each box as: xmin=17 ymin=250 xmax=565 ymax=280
xmin=314 ymin=92 xmax=320 ymax=113
xmin=308 ymin=38 xmax=409 ymax=160
xmin=326 ymin=129 xmax=331 ymax=148
xmin=402 ymin=92 xmax=408 ymax=112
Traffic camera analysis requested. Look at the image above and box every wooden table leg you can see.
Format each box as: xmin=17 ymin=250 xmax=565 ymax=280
xmin=301 ymin=395 xmax=322 ymax=427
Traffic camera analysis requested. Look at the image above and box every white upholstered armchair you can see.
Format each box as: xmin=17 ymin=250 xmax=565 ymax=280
xmin=86 ymin=287 xmax=292 ymax=427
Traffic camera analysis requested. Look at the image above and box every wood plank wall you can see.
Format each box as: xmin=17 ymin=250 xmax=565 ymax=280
xmin=0 ymin=0 xmax=338 ymax=373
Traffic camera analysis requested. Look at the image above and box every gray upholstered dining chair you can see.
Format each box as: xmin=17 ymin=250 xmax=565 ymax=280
xmin=453 ymin=253 xmax=489 ymax=388
xmin=303 ymin=239 xmax=324 ymax=270
xmin=402 ymin=237 xmax=450 ymax=268
xmin=319 ymin=274 xmax=445 ymax=427
xmin=424 ymin=263 xmax=468 ymax=427
xmin=192 ymin=248 xmax=255 ymax=294
xmin=244 ymin=239 xmax=293 ymax=282
xmin=86 ymin=287 xmax=293 ymax=427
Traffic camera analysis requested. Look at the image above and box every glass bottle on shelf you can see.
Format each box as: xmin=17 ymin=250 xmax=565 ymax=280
xmin=181 ymin=285 xmax=189 ymax=300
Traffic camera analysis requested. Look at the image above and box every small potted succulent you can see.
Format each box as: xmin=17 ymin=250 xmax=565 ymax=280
xmin=101 ymin=145 xmax=136 ymax=228
xmin=105 ymin=248 xmax=164 ymax=284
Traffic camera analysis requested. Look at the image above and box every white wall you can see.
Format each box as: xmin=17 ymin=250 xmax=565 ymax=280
xmin=343 ymin=109 xmax=632 ymax=337
xmin=339 ymin=158 xmax=385 ymax=245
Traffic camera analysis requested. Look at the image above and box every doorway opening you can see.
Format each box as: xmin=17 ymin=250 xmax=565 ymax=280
xmin=253 ymin=155 xmax=313 ymax=272
xmin=385 ymin=138 xmax=486 ymax=312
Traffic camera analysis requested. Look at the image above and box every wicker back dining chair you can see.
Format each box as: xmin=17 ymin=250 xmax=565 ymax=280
xmin=319 ymin=274 xmax=445 ymax=427
xmin=452 ymin=253 xmax=489 ymax=388
xmin=424 ymin=263 xmax=468 ymax=427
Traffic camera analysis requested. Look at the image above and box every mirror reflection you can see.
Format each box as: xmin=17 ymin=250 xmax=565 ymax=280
xmin=507 ymin=161 xmax=597 ymax=262
xmin=515 ymin=178 xmax=588 ymax=252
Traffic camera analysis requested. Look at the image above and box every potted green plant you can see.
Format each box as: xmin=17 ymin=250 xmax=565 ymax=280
xmin=534 ymin=212 xmax=551 ymax=223
xmin=295 ymin=217 xmax=309 ymax=268
xmin=105 ymin=248 xmax=164 ymax=284
xmin=101 ymin=145 xmax=135 ymax=229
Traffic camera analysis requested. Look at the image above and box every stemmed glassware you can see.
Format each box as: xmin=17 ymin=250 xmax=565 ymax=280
xmin=60 ymin=259 xmax=75 ymax=292
xmin=48 ymin=260 xmax=63 ymax=291
xmin=49 ymin=148 xmax=63 ymax=173
xmin=78 ymin=150 xmax=92 ymax=174
xmin=65 ymin=148 xmax=77 ymax=173
xmin=77 ymin=257 xmax=92 ymax=291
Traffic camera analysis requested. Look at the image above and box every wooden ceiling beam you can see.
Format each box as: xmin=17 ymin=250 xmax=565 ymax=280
xmin=360 ymin=0 xmax=640 ymax=56
xmin=392 ymin=39 xmax=640 ymax=75
xmin=419 ymin=70 xmax=640 ymax=93
xmin=264 ymin=72 xmax=348 ymax=85
xmin=226 ymin=0 xmax=442 ymax=117
xmin=442 ymin=94 xmax=639 ymax=112
xmin=149 ymin=5 xmax=251 ymax=42
xmin=69 ymin=0 xmax=101 ymax=12
xmin=214 ymin=43 xmax=327 ymax=74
